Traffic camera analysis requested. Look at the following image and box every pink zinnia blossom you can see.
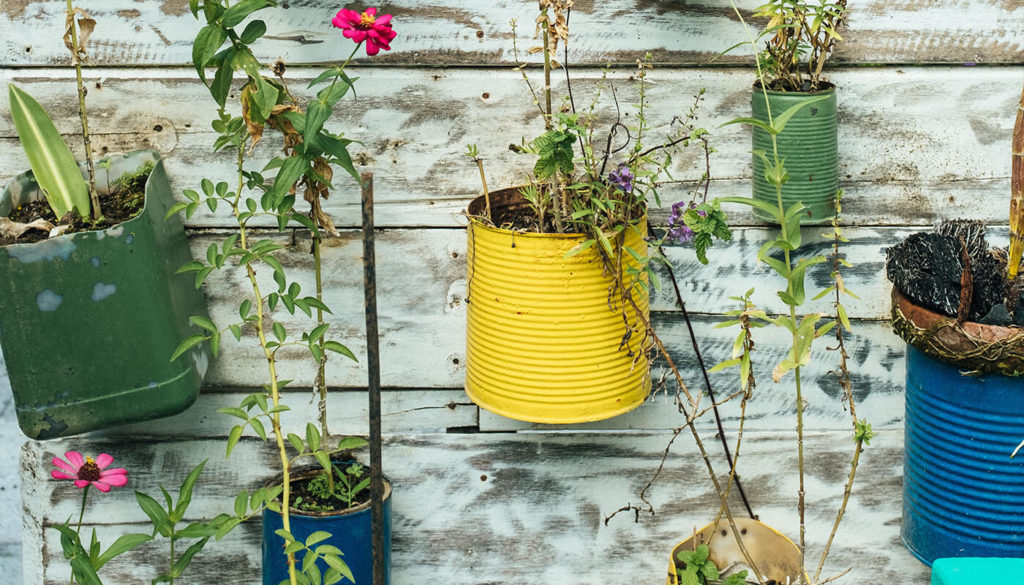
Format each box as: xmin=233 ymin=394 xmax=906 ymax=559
xmin=332 ymin=7 xmax=396 ymax=56
xmin=51 ymin=451 xmax=128 ymax=493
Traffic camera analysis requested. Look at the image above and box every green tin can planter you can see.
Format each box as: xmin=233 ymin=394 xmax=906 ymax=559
xmin=0 ymin=150 xmax=210 ymax=439
xmin=751 ymin=85 xmax=838 ymax=224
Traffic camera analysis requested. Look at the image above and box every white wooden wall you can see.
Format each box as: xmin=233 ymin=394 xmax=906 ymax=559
xmin=3 ymin=1 xmax=1023 ymax=583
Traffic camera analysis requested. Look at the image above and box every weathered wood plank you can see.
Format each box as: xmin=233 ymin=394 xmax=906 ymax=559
xmin=163 ymin=228 xmax=909 ymax=427
xmin=3 ymin=0 xmax=1022 ymax=67
xmin=22 ymin=432 xmax=927 ymax=585
xmin=103 ymin=389 xmax=479 ymax=438
xmin=1 ymin=67 xmax=1019 ymax=227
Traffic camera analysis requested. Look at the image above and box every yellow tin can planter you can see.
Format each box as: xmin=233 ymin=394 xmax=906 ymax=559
xmin=465 ymin=189 xmax=651 ymax=424
xmin=666 ymin=518 xmax=805 ymax=585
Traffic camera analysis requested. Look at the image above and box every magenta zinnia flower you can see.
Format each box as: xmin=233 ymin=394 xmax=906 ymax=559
xmin=332 ymin=7 xmax=396 ymax=56
xmin=52 ymin=451 xmax=128 ymax=493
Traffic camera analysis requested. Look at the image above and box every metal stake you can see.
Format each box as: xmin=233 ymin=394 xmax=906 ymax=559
xmin=360 ymin=172 xmax=386 ymax=585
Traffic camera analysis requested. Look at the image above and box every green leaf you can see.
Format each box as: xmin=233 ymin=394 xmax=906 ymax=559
xmin=249 ymin=417 xmax=267 ymax=440
xmin=95 ymin=533 xmax=152 ymax=570
xmin=8 ymin=84 xmax=90 ymax=218
xmin=170 ymin=537 xmax=210 ymax=578
xmin=233 ymin=489 xmax=248 ymax=517
xmin=215 ymin=516 xmax=241 ymax=540
xmin=308 ymin=323 xmax=330 ymax=343
xmin=720 ymin=115 xmax=776 ymax=134
xmin=271 ymin=155 xmax=308 ymax=203
xmin=708 ymin=358 xmax=742 ymax=373
xmin=715 ymin=195 xmax=781 ymax=219
xmin=324 ymin=341 xmax=357 ymax=361
xmin=318 ymin=134 xmax=360 ymax=182
xmin=336 ymin=436 xmax=368 ymax=450
xmin=222 ymin=0 xmax=272 ymax=28
xmin=136 ymin=491 xmax=172 ymax=537
xmin=837 ymin=304 xmax=852 ymax=332
xmin=306 ymin=422 xmax=321 ymax=452
xmin=323 ymin=555 xmax=354 ymax=583
xmin=70 ymin=553 xmax=104 ymax=585
xmin=171 ymin=333 xmax=207 ymax=362
xmin=273 ymin=321 xmax=286 ymax=342
xmin=304 ymin=100 xmax=332 ymax=140
xmin=288 ymin=433 xmax=305 ymax=454
xmin=189 ymin=315 xmax=218 ymax=333
xmin=314 ymin=450 xmax=331 ymax=473
xmin=314 ymin=544 xmax=343 ymax=557
xmin=239 ymin=19 xmax=267 ymax=44
xmin=210 ymin=56 xmax=234 ymax=108
xmin=769 ymin=94 xmax=831 ymax=135
xmin=218 ymin=407 xmax=249 ymax=421
xmin=192 ymin=25 xmax=227 ymax=83
xmin=174 ymin=460 xmax=208 ymax=522
xmin=305 ymin=531 xmax=332 ymax=546
xmin=248 ymin=75 xmax=280 ymax=124
xmin=226 ymin=424 xmax=244 ymax=458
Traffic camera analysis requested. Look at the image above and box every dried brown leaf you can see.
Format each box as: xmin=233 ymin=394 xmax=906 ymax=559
xmin=0 ymin=217 xmax=55 ymax=239
xmin=63 ymin=8 xmax=95 ymax=64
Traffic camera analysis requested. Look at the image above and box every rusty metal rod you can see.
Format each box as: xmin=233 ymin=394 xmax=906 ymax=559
xmin=360 ymin=172 xmax=386 ymax=585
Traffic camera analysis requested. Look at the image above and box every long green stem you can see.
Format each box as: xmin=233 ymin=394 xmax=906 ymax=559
xmin=70 ymin=485 xmax=89 ymax=585
xmin=168 ymin=528 xmax=176 ymax=585
xmin=233 ymin=145 xmax=298 ymax=585
xmin=65 ymin=0 xmax=99 ymax=219
xmin=732 ymin=3 xmax=807 ymax=580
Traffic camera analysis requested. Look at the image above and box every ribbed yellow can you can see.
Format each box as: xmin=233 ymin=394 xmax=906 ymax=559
xmin=465 ymin=204 xmax=651 ymax=424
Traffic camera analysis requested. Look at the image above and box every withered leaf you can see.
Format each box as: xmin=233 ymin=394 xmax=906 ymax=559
xmin=0 ymin=217 xmax=56 ymax=240
xmin=63 ymin=8 xmax=95 ymax=64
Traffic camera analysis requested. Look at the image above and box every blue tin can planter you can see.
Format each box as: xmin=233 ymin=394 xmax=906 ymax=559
xmin=903 ymin=345 xmax=1024 ymax=563
xmin=262 ymin=470 xmax=392 ymax=585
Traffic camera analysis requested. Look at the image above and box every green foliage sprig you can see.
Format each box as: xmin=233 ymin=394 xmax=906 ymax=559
xmin=753 ymin=0 xmax=848 ymax=91
xmin=675 ymin=544 xmax=749 ymax=585
xmin=170 ymin=2 xmax=394 ymax=584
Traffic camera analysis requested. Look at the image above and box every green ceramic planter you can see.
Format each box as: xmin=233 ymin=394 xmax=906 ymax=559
xmin=0 ymin=150 xmax=209 ymax=439
xmin=751 ymin=86 xmax=838 ymax=224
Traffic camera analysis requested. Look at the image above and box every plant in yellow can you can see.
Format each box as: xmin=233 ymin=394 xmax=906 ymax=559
xmin=464 ymin=2 xmax=730 ymax=424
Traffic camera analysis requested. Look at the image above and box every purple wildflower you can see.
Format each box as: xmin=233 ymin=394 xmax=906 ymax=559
xmin=608 ymin=164 xmax=634 ymax=194
xmin=666 ymin=201 xmax=694 ymax=243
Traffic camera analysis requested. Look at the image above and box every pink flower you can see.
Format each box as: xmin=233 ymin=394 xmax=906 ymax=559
xmin=332 ymin=7 xmax=396 ymax=56
xmin=51 ymin=451 xmax=128 ymax=493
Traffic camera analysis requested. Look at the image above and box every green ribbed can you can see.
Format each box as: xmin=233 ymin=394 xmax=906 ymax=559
xmin=751 ymin=87 xmax=838 ymax=224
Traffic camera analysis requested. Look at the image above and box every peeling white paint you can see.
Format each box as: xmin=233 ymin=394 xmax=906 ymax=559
xmin=91 ymin=283 xmax=117 ymax=302
xmin=8 ymin=239 xmax=76 ymax=263
xmin=191 ymin=348 xmax=209 ymax=380
xmin=35 ymin=290 xmax=62 ymax=312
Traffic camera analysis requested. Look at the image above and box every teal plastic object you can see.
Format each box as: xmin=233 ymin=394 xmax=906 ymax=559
xmin=751 ymin=86 xmax=838 ymax=224
xmin=931 ymin=558 xmax=1024 ymax=584
xmin=0 ymin=150 xmax=209 ymax=439
xmin=903 ymin=345 xmax=1024 ymax=564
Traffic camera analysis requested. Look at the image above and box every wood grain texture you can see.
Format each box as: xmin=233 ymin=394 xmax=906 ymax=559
xmin=134 ymin=226 xmax=909 ymax=432
xmin=21 ymin=432 xmax=927 ymax=585
xmin=1 ymin=66 xmax=1020 ymax=227
xmin=2 ymin=0 xmax=1022 ymax=67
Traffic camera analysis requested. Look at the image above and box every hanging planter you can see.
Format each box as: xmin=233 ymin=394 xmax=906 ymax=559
xmin=750 ymin=85 xmax=839 ymax=224
xmin=0 ymin=150 xmax=209 ymax=439
xmin=464 ymin=188 xmax=651 ymax=424
xmin=891 ymin=289 xmax=1024 ymax=563
xmin=262 ymin=467 xmax=393 ymax=585
xmin=666 ymin=518 xmax=804 ymax=585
